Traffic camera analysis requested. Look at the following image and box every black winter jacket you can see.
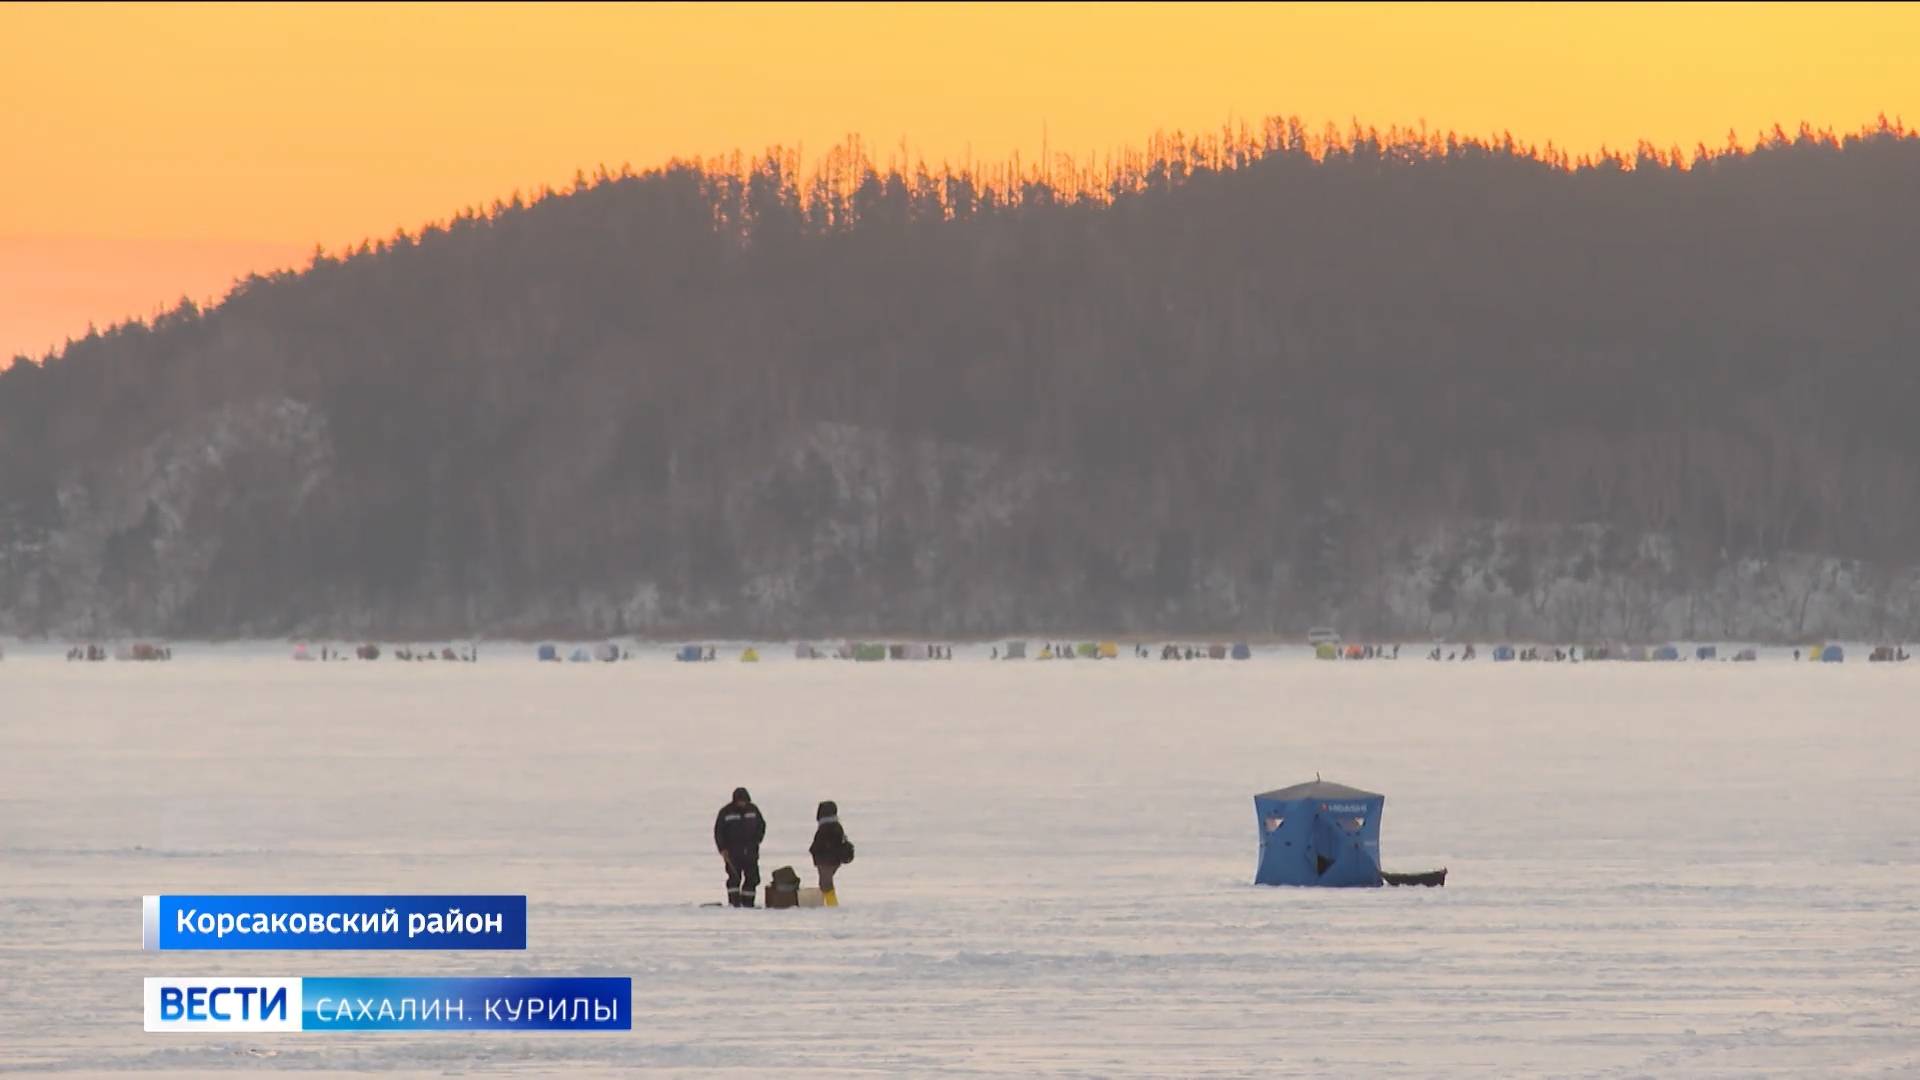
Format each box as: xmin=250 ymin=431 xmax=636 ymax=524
xmin=810 ymin=818 xmax=852 ymax=865
xmin=714 ymin=801 xmax=766 ymax=856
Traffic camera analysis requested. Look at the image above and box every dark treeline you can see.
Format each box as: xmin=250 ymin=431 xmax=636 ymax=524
xmin=3 ymin=117 xmax=1918 ymax=637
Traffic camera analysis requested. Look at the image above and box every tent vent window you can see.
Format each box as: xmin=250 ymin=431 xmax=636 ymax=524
xmin=1336 ymin=816 xmax=1365 ymax=833
xmin=1264 ymin=816 xmax=1285 ymax=834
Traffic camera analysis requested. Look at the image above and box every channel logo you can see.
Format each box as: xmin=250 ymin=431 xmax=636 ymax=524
xmin=144 ymin=977 xmax=302 ymax=1032
xmin=142 ymin=976 xmax=631 ymax=1032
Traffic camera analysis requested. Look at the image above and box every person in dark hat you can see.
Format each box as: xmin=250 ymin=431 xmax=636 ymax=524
xmin=808 ymin=800 xmax=854 ymax=906
xmin=714 ymin=787 xmax=767 ymax=907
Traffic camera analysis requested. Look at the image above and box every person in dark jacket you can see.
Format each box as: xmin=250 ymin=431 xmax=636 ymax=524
xmin=808 ymin=800 xmax=853 ymax=905
xmin=714 ymin=787 xmax=767 ymax=907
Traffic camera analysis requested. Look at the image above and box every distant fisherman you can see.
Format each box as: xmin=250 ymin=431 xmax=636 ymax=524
xmin=809 ymin=800 xmax=854 ymax=906
xmin=714 ymin=787 xmax=767 ymax=908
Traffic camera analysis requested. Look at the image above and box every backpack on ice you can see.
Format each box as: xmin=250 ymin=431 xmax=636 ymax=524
xmin=765 ymin=865 xmax=802 ymax=909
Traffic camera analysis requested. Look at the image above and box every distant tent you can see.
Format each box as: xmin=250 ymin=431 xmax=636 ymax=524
xmin=1343 ymin=644 xmax=1364 ymax=660
xmin=1036 ymin=645 xmax=1055 ymax=660
xmin=1696 ymin=645 xmax=1718 ymax=661
xmin=888 ymin=644 xmax=907 ymax=660
xmin=594 ymin=642 xmax=620 ymax=662
xmin=1583 ymin=644 xmax=1612 ymax=661
xmin=357 ymin=643 xmax=381 ymax=661
xmin=675 ymin=645 xmax=704 ymax=663
xmin=1821 ymin=644 xmax=1844 ymax=663
xmin=1076 ymin=642 xmax=1099 ymax=659
xmin=902 ymin=643 xmax=931 ymax=661
xmin=1870 ymin=645 xmax=1897 ymax=662
xmin=1231 ymin=643 xmax=1252 ymax=660
xmin=1653 ymin=644 xmax=1681 ymax=661
xmin=292 ymin=643 xmax=313 ymax=661
xmin=854 ymin=643 xmax=887 ymax=662
xmin=794 ymin=643 xmax=821 ymax=660
xmin=1733 ymin=648 xmax=1758 ymax=662
xmin=568 ymin=647 xmax=591 ymax=662
xmin=1003 ymin=641 xmax=1027 ymax=660
xmin=1315 ymin=643 xmax=1338 ymax=660
xmin=1492 ymin=645 xmax=1516 ymax=662
xmin=1625 ymin=645 xmax=1650 ymax=662
xmin=1097 ymin=641 xmax=1119 ymax=660
xmin=740 ymin=647 xmax=760 ymax=662
xmin=1253 ymin=779 xmax=1385 ymax=887
xmin=1208 ymin=644 xmax=1228 ymax=660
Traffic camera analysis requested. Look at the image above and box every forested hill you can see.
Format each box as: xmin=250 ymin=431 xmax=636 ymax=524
xmin=4 ymin=119 xmax=1920 ymax=642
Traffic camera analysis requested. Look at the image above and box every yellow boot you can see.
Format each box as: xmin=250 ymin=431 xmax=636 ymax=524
xmin=822 ymin=888 xmax=838 ymax=907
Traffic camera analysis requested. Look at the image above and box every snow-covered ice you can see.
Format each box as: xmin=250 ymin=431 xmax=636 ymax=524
xmin=1 ymin=648 xmax=1916 ymax=1076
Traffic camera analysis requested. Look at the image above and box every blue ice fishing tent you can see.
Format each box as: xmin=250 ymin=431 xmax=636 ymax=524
xmin=1653 ymin=644 xmax=1681 ymax=661
xmin=1254 ymin=779 xmax=1385 ymax=887
xmin=1696 ymin=645 xmax=1718 ymax=661
xmin=1492 ymin=645 xmax=1516 ymax=662
xmin=1231 ymin=642 xmax=1252 ymax=660
xmin=1821 ymin=644 xmax=1844 ymax=663
xmin=536 ymin=643 xmax=559 ymax=662
xmin=676 ymin=645 xmax=705 ymax=662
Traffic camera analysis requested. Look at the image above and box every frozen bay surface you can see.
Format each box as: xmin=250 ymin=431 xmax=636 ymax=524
xmin=1 ymin=648 xmax=1916 ymax=1077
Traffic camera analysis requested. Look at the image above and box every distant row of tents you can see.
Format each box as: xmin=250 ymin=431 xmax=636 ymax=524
xmin=289 ymin=639 xmax=1915 ymax=666
xmin=539 ymin=642 xmax=630 ymax=663
xmin=762 ymin=641 xmax=1256 ymax=661
xmin=293 ymin=643 xmax=480 ymax=662
xmin=66 ymin=643 xmax=171 ymax=661
xmin=1397 ymin=643 xmax=1910 ymax=663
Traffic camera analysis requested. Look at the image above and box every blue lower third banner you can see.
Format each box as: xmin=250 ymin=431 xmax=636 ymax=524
xmin=143 ymin=895 xmax=527 ymax=949
xmin=144 ymin=977 xmax=631 ymax=1032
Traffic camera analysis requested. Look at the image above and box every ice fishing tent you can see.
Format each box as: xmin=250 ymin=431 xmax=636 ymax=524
xmin=1254 ymin=780 xmax=1384 ymax=887
xmin=595 ymin=642 xmax=620 ymax=662
xmin=292 ymin=643 xmax=313 ymax=661
xmin=1653 ymin=644 xmax=1681 ymax=661
xmin=536 ymin=644 xmax=559 ymax=662
xmin=1003 ymin=641 xmax=1026 ymax=660
xmin=1492 ymin=645 xmax=1516 ymax=662
xmin=1231 ymin=643 xmax=1252 ymax=660
xmin=1821 ymin=645 xmax=1844 ymax=663
xmin=1696 ymin=645 xmax=1718 ymax=661
xmin=675 ymin=645 xmax=705 ymax=662
xmin=1315 ymin=643 xmax=1338 ymax=660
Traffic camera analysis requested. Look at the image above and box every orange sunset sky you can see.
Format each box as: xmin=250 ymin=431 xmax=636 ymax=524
xmin=4 ymin=1 xmax=1918 ymax=362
